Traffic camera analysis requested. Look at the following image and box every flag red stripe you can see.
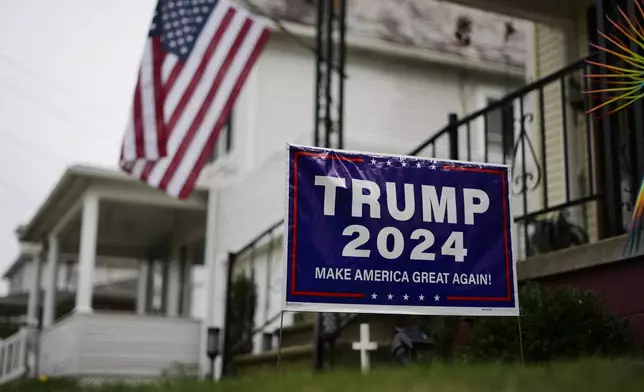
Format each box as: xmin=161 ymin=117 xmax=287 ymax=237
xmin=141 ymin=161 xmax=155 ymax=181
xmin=133 ymin=79 xmax=145 ymax=158
xmin=164 ymin=62 xmax=184 ymax=93
xmin=166 ymin=8 xmax=236 ymax=134
xmin=159 ymin=18 xmax=253 ymax=192
xmin=152 ymin=37 xmax=167 ymax=157
xmin=177 ymin=28 xmax=271 ymax=199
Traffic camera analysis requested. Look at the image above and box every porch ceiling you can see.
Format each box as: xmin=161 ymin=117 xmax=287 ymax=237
xmin=58 ymin=200 xmax=207 ymax=258
xmin=438 ymin=0 xmax=590 ymax=22
xmin=19 ymin=165 xmax=208 ymax=258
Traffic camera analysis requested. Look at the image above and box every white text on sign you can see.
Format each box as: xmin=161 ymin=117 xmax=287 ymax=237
xmin=314 ymin=176 xmax=491 ymax=263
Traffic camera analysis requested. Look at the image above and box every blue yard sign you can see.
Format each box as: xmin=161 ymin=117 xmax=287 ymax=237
xmin=283 ymin=145 xmax=519 ymax=316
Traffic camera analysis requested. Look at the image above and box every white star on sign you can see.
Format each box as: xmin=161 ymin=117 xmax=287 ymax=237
xmin=370 ymin=159 xmax=377 ymax=165
xmin=386 ymin=160 xmax=392 ymax=166
xmin=387 ymin=293 xmax=393 ymax=300
xmin=403 ymin=294 xmax=409 ymax=300
xmin=434 ymin=295 xmax=440 ymax=302
xmin=371 ymin=293 xmax=377 ymax=299
xmin=416 ymin=162 xmax=422 ymax=168
xmin=430 ymin=164 xmax=437 ymax=170
xmin=401 ymin=161 xmax=408 ymax=167
xmin=419 ymin=294 xmax=425 ymax=301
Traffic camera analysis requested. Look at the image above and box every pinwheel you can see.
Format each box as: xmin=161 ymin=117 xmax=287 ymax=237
xmin=585 ymin=2 xmax=644 ymax=116
xmin=583 ymin=1 xmax=644 ymax=256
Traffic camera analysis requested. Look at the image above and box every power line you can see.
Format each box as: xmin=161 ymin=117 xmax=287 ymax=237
xmin=0 ymin=128 xmax=69 ymax=163
xmin=0 ymin=174 xmax=38 ymax=209
xmin=0 ymin=54 xmax=112 ymax=121
xmin=0 ymin=79 xmax=114 ymax=142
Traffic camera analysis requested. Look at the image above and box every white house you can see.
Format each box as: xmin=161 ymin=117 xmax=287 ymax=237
xmin=198 ymin=0 xmax=530 ymax=373
xmin=0 ymin=0 xmax=531 ymax=383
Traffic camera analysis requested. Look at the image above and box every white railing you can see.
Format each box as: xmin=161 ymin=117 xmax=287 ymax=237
xmin=0 ymin=329 xmax=28 ymax=384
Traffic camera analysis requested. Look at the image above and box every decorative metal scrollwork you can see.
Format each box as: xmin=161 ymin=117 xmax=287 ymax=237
xmin=510 ymin=112 xmax=542 ymax=196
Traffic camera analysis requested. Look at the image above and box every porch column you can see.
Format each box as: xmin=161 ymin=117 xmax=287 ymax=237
xmin=43 ymin=235 xmax=59 ymax=328
xmin=180 ymin=246 xmax=194 ymax=317
xmin=200 ymin=189 xmax=226 ymax=379
xmin=25 ymin=243 xmax=43 ymax=328
xmin=166 ymin=243 xmax=182 ymax=317
xmin=136 ymin=259 xmax=149 ymax=315
xmin=75 ymin=193 xmax=99 ymax=314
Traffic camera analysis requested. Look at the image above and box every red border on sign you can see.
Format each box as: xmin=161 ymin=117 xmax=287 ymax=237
xmin=288 ymin=154 xmax=514 ymax=303
xmin=290 ymin=151 xmax=365 ymax=298
xmin=442 ymin=166 xmax=513 ymax=302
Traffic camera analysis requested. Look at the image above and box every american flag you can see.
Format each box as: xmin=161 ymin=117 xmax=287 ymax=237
xmin=120 ymin=0 xmax=271 ymax=199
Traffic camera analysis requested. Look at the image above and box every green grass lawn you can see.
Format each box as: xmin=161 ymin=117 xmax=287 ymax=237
xmin=11 ymin=359 xmax=644 ymax=392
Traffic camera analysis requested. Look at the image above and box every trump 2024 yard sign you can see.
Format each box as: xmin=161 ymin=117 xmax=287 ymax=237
xmin=282 ymin=144 xmax=519 ymax=317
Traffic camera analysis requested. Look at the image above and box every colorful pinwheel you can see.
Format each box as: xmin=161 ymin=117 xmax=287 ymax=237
xmin=624 ymin=180 xmax=644 ymax=256
xmin=583 ymin=1 xmax=644 ymax=256
xmin=585 ymin=1 xmax=644 ymax=116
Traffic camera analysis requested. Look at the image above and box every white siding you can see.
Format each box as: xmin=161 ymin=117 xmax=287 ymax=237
xmin=39 ymin=315 xmax=80 ymax=376
xmin=211 ymin=37 xmax=523 ymax=255
xmin=39 ymin=313 xmax=200 ymax=379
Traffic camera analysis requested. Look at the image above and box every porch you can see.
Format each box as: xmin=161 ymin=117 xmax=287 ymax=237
xmin=11 ymin=165 xmax=209 ymax=381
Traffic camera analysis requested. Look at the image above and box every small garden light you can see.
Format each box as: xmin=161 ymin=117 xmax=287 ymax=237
xmin=206 ymin=327 xmax=221 ymax=379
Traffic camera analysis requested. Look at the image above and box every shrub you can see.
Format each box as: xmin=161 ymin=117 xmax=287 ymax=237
xmin=464 ymin=283 xmax=634 ymax=363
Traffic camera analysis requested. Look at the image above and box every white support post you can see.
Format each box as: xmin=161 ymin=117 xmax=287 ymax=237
xmin=43 ymin=236 xmax=59 ymax=328
xmin=75 ymin=193 xmax=99 ymax=314
xmin=166 ymin=243 xmax=182 ymax=317
xmin=136 ymin=259 xmax=149 ymax=315
xmin=25 ymin=245 xmax=43 ymax=328
xmin=200 ymin=189 xmax=226 ymax=380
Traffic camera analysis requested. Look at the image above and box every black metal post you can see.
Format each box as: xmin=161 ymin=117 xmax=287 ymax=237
xmin=220 ymin=252 xmax=236 ymax=378
xmin=324 ymin=0 xmax=334 ymax=148
xmin=312 ymin=314 xmax=325 ymax=371
xmin=448 ymin=113 xmax=459 ymax=160
xmin=337 ymin=0 xmax=347 ymax=149
xmin=313 ymin=0 xmax=325 ymax=147
xmin=595 ymin=0 xmax=623 ymax=238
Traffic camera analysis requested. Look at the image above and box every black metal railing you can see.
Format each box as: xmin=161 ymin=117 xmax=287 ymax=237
xmin=220 ymin=221 xmax=283 ymax=376
xmin=410 ymin=56 xmax=604 ymax=259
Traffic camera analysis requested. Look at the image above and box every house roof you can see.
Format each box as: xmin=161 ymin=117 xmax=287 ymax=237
xmin=2 ymin=254 xmax=29 ymax=280
xmin=18 ymin=164 xmax=208 ymax=243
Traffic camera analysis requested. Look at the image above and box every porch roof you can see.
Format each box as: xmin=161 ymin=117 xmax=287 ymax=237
xmin=19 ymin=165 xmax=209 ymax=249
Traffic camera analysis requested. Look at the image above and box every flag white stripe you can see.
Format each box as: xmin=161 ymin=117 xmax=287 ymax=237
xmin=166 ymin=24 xmax=265 ymax=197
xmin=161 ymin=55 xmax=178 ymax=85
xmin=146 ymin=11 xmax=247 ymax=188
xmin=164 ymin=1 xmax=231 ymax=117
xmin=139 ymin=43 xmax=160 ymax=159
xmin=122 ymin=109 xmax=137 ymax=162
xmin=130 ymin=159 xmax=147 ymax=178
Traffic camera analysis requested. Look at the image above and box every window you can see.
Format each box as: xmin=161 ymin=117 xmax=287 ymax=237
xmin=209 ymin=109 xmax=234 ymax=163
xmin=485 ymin=98 xmax=514 ymax=160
